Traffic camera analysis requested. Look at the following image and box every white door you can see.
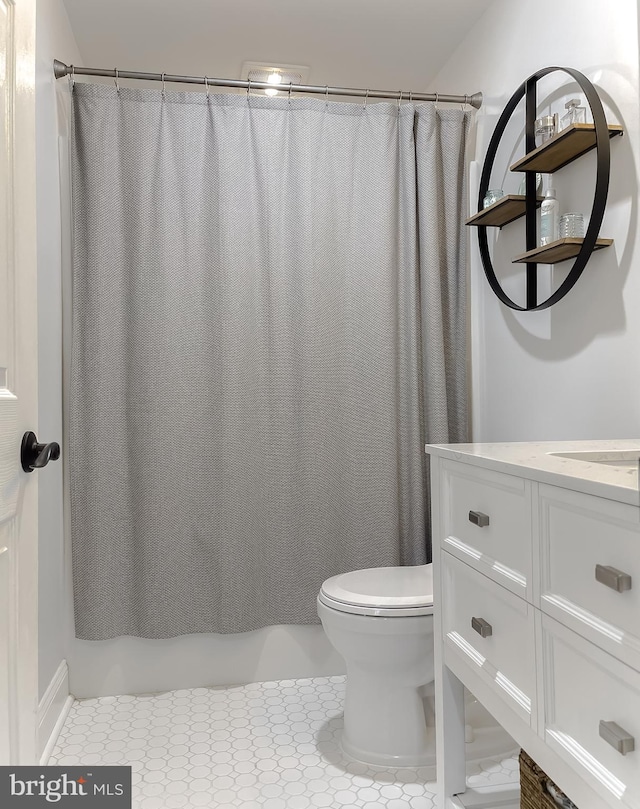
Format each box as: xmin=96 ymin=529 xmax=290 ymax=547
xmin=0 ymin=0 xmax=39 ymax=765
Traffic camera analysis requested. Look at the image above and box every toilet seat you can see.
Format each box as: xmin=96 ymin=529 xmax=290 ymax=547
xmin=319 ymin=565 xmax=434 ymax=617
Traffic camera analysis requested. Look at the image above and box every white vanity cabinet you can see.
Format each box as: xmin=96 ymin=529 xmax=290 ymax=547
xmin=427 ymin=441 xmax=640 ymax=809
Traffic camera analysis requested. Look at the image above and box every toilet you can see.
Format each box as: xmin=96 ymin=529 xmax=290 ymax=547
xmin=317 ymin=563 xmax=434 ymax=768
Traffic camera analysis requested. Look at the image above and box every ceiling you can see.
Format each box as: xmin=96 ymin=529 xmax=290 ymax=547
xmin=61 ymin=0 xmax=494 ymax=95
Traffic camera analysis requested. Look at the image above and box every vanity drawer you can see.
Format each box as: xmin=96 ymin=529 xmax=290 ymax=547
xmin=543 ymin=614 xmax=640 ymax=809
xmin=539 ymin=484 xmax=640 ymax=671
xmin=441 ymin=459 xmax=532 ymax=599
xmin=442 ymin=552 xmax=536 ymax=726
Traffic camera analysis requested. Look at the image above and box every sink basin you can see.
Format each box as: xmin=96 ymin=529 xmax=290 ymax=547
xmin=549 ymin=450 xmax=640 ymax=469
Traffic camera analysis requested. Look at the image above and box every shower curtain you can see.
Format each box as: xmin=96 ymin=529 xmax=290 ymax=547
xmin=70 ymin=84 xmax=470 ymax=640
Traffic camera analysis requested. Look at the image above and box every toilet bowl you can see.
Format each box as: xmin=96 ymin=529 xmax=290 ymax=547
xmin=317 ymin=564 xmax=434 ymax=767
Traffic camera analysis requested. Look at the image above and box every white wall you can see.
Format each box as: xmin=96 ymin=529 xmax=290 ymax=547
xmin=430 ymin=0 xmax=640 ymax=442
xmin=36 ymin=0 xmax=82 ymax=699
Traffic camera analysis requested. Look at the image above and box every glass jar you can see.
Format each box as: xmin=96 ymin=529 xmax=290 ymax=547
xmin=535 ymin=114 xmax=558 ymax=147
xmin=483 ymin=189 xmax=505 ymax=208
xmin=559 ymin=213 xmax=585 ymax=238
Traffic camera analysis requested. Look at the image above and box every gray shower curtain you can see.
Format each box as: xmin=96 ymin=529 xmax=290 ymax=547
xmin=70 ymin=83 xmax=470 ymax=640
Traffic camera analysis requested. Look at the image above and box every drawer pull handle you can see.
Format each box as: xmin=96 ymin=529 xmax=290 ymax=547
xmin=595 ymin=565 xmax=632 ymax=593
xmin=471 ymin=617 xmax=492 ymax=638
xmin=599 ymin=720 xmax=635 ymax=755
xmin=469 ymin=510 xmax=490 ymax=528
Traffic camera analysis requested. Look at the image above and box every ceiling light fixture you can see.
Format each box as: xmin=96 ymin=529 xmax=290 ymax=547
xmin=265 ymin=71 xmax=283 ymax=97
xmin=241 ymin=62 xmax=310 ymax=98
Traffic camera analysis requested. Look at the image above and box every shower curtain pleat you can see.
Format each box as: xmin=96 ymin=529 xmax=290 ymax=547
xmin=70 ymin=84 xmax=470 ymax=640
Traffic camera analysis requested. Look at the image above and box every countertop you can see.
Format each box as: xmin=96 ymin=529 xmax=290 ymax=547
xmin=425 ymin=439 xmax=640 ymax=506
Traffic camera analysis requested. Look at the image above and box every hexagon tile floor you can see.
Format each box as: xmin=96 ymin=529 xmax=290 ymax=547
xmin=48 ymin=675 xmax=519 ymax=808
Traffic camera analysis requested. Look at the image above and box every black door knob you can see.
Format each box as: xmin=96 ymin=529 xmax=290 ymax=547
xmin=21 ymin=431 xmax=61 ymax=473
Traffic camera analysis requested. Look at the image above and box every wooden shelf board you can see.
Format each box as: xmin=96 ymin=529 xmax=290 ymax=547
xmin=466 ymin=195 xmax=543 ymax=228
xmin=512 ymin=237 xmax=613 ymax=265
xmin=510 ymin=123 xmax=623 ymax=174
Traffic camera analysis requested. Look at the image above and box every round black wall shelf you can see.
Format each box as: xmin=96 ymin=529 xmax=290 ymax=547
xmin=471 ymin=66 xmax=622 ymax=311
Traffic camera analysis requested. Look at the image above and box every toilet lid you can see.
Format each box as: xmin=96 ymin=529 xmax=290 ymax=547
xmin=320 ymin=564 xmax=433 ymax=612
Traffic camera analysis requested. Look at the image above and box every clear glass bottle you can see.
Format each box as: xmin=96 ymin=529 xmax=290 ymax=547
xmin=540 ymin=188 xmax=559 ymax=246
xmin=560 ymin=98 xmax=587 ymax=131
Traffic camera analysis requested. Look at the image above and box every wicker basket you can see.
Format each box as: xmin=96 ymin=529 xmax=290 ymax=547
xmin=519 ymin=749 xmax=563 ymax=809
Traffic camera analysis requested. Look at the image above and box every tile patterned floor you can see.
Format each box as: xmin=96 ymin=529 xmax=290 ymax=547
xmin=49 ymin=676 xmax=519 ymax=808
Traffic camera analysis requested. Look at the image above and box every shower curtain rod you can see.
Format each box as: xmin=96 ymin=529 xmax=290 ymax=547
xmin=53 ymin=60 xmax=482 ymax=109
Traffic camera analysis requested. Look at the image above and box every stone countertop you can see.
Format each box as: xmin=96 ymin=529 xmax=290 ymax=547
xmin=425 ymin=439 xmax=640 ymax=507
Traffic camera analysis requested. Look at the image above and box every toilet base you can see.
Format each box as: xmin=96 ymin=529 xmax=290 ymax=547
xmin=341 ymin=719 xmax=518 ymax=773
xmin=338 ymin=681 xmax=518 ymax=770
xmin=340 ymin=667 xmax=432 ymax=768
xmin=341 ymin=725 xmax=436 ymax=769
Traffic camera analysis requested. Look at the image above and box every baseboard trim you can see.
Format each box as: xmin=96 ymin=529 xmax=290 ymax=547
xmin=38 ymin=660 xmax=73 ymax=763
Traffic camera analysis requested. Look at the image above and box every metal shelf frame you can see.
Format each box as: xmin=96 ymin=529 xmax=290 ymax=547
xmin=476 ymin=66 xmax=617 ymax=311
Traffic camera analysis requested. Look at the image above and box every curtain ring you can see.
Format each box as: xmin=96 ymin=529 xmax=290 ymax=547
xmin=462 ymin=93 xmax=469 ymax=111
xmin=68 ymin=64 xmax=75 ymax=91
xmin=247 ymin=78 xmax=251 ymax=97
xmin=363 ymin=89 xmax=369 ymax=109
xmin=204 ymin=76 xmax=210 ymax=100
xmin=409 ymin=91 xmax=413 ymax=103
xmin=434 ymin=91 xmax=439 ymax=111
xmin=288 ymin=82 xmax=293 ymax=106
xmin=113 ymin=67 xmax=119 ymax=93
xmin=325 ymin=85 xmax=329 ymax=110
xmin=397 ymin=90 xmax=403 ymax=112
xmin=161 ymin=72 xmax=166 ymax=98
